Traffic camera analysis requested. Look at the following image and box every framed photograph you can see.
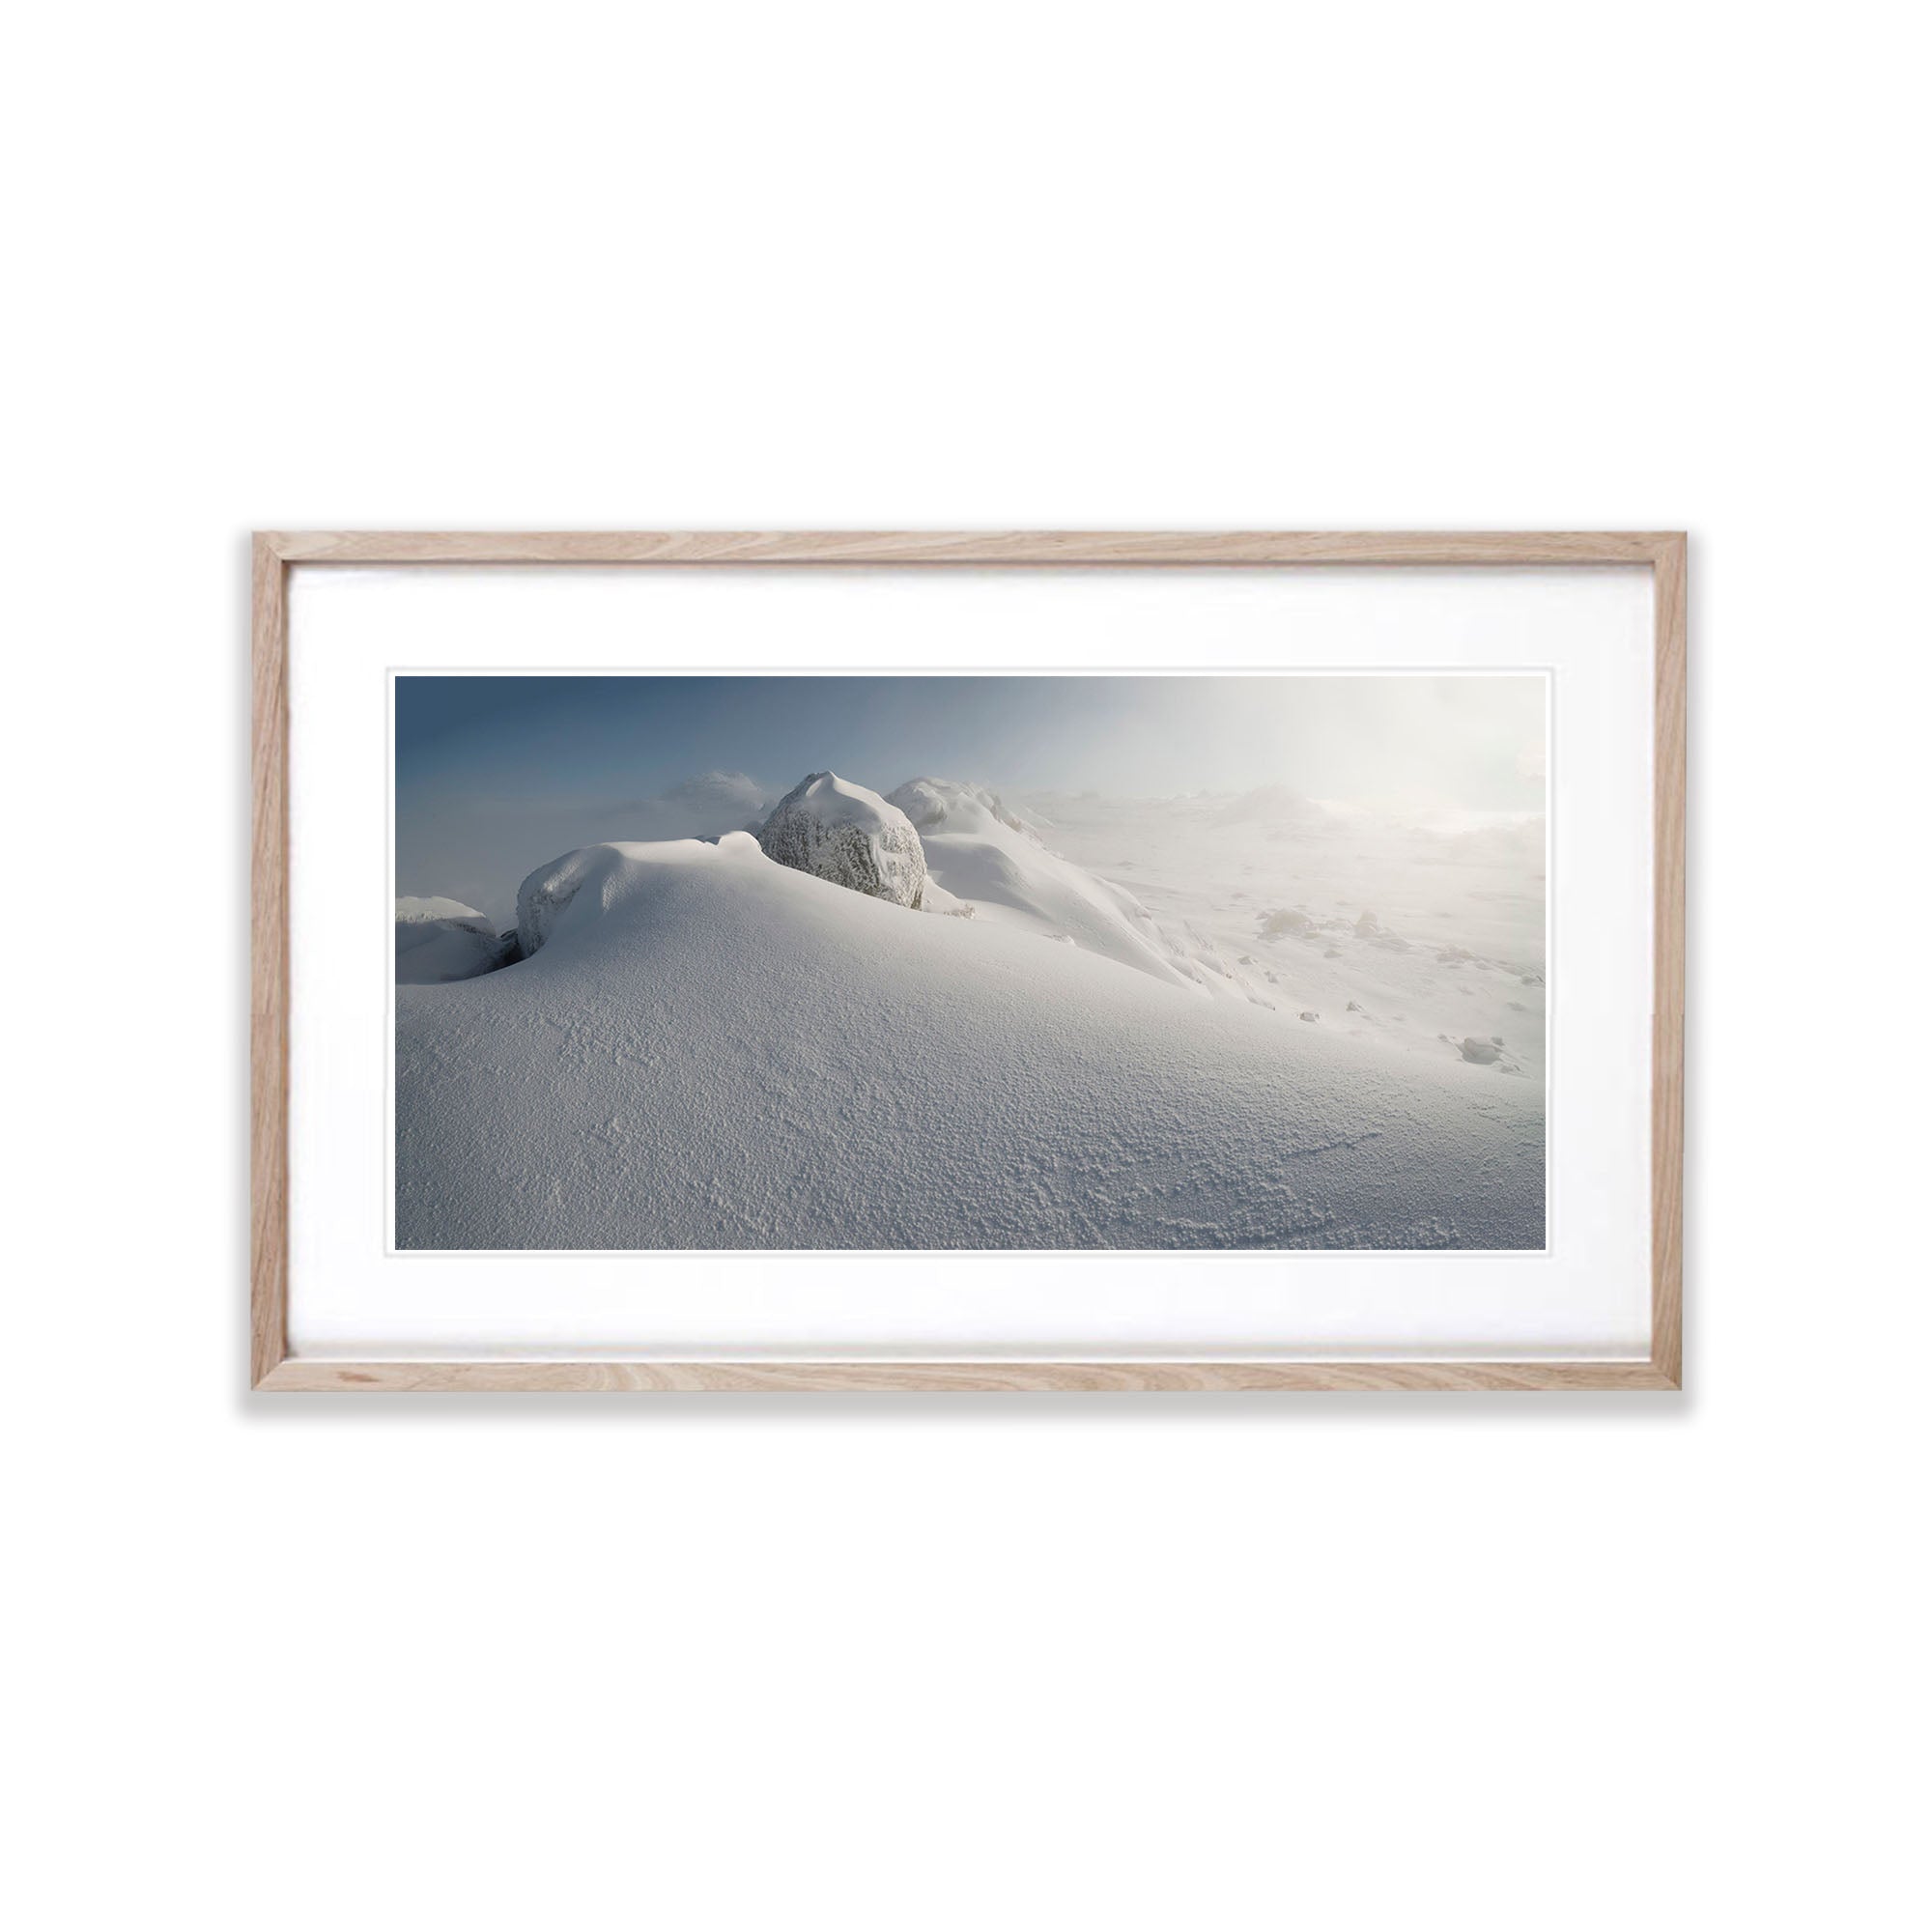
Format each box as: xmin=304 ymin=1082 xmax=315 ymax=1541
xmin=252 ymin=532 xmax=1684 ymax=1391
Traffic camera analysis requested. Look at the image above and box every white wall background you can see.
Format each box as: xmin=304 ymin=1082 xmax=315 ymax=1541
xmin=8 ymin=5 xmax=1925 ymax=1928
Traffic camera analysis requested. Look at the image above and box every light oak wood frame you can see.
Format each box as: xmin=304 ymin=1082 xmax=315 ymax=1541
xmin=252 ymin=532 xmax=1686 ymax=1392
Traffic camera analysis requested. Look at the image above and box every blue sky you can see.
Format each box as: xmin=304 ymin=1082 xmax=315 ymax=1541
xmin=396 ymin=672 xmax=1546 ymax=923
xmin=398 ymin=672 xmax=1544 ymax=804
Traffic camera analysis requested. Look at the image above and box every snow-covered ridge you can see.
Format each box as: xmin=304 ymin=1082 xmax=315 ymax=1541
xmin=397 ymin=836 xmax=1544 ymax=1250
xmin=885 ymin=775 xmax=1254 ymax=999
xmin=394 ymin=898 xmax=512 ymax=984
xmin=888 ymin=776 xmax=1041 ymax=841
xmin=407 ymin=766 xmax=1547 ymax=1090
xmin=397 ymin=895 xmax=490 ymax=923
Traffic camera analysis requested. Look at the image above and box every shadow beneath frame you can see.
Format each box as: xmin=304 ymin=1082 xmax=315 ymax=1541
xmin=238 ymin=535 xmax=1702 ymax=1432
xmin=236 ymin=1385 xmax=1694 ymax=1428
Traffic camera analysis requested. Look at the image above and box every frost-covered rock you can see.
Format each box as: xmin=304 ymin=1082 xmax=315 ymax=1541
xmin=758 ymin=772 xmax=926 ymax=909
xmin=395 ymin=898 xmax=513 ymax=984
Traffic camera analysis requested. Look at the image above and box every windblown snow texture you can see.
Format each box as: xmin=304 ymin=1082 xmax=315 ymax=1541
xmin=887 ymin=776 xmax=1201 ymax=990
xmin=396 ymin=834 xmax=1545 ymax=1250
xmin=757 ymin=772 xmax=927 ymax=909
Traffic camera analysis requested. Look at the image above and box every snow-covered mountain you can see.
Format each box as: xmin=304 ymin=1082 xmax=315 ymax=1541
xmin=396 ymin=833 xmax=1544 ymax=1250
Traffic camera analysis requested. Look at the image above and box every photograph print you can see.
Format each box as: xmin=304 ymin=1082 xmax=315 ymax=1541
xmin=394 ymin=672 xmax=1548 ymax=1252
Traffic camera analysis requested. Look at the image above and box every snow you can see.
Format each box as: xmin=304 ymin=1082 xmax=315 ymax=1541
xmin=397 ymin=895 xmax=490 ymax=923
xmin=918 ymin=878 xmax=976 ymax=919
xmin=885 ymin=776 xmax=1206 ymax=992
xmin=1211 ymin=783 xmax=1324 ymax=827
xmin=1019 ymin=789 xmax=1548 ymax=1085
xmin=757 ymin=771 xmax=927 ymax=908
xmin=396 ymin=772 xmax=779 ymax=930
xmin=397 ymin=834 xmax=1544 ymax=1250
xmin=889 ymin=777 xmax=1041 ymax=841
xmin=394 ymin=898 xmax=512 ymax=984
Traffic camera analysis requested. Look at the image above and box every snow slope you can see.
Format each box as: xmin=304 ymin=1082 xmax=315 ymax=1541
xmin=394 ymin=898 xmax=511 ymax=984
xmin=1024 ymin=790 xmax=1548 ymax=1084
xmin=396 ymin=834 xmax=1544 ymax=1250
xmin=885 ymin=777 xmax=1209 ymax=992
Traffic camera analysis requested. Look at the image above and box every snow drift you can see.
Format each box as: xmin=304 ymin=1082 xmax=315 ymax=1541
xmin=886 ymin=776 xmax=1206 ymax=992
xmin=1021 ymin=788 xmax=1548 ymax=1086
xmin=396 ymin=835 xmax=1545 ymax=1250
xmin=758 ymin=771 xmax=926 ymax=908
xmin=394 ymin=898 xmax=512 ymax=984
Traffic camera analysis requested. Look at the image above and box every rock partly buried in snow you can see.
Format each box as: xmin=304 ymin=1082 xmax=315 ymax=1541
xmin=395 ymin=898 xmax=513 ymax=983
xmin=1259 ymin=907 xmax=1311 ymax=937
xmin=1459 ymin=1037 xmax=1503 ymax=1065
xmin=758 ymin=772 xmax=926 ymax=909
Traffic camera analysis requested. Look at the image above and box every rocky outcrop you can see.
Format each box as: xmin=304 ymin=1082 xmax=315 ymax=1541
xmin=758 ymin=772 xmax=926 ymax=908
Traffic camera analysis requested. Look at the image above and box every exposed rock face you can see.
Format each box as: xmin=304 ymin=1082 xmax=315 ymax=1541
xmin=395 ymin=899 xmax=513 ymax=983
xmin=758 ymin=772 xmax=926 ymax=908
